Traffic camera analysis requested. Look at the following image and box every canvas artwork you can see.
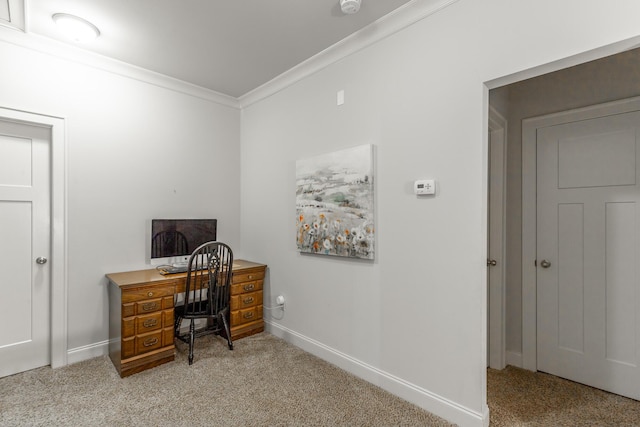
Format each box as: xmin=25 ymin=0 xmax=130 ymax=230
xmin=296 ymin=144 xmax=374 ymax=259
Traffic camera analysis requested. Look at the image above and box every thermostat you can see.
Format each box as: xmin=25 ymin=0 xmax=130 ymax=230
xmin=414 ymin=179 xmax=435 ymax=195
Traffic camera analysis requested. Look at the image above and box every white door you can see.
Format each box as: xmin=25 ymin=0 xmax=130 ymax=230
xmin=0 ymin=118 xmax=51 ymax=377
xmin=536 ymin=109 xmax=640 ymax=399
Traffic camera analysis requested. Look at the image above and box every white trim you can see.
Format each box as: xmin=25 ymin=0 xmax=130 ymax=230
xmin=0 ymin=26 xmax=239 ymax=109
xmin=0 ymin=106 xmax=67 ymax=369
xmin=238 ymin=0 xmax=460 ymax=108
xmin=482 ymin=405 xmax=491 ymax=427
xmin=505 ymin=351 xmax=523 ymax=368
xmin=266 ymin=321 xmax=487 ymax=427
xmin=521 ymin=95 xmax=640 ymax=372
xmin=488 ymin=106 xmax=507 ymax=371
xmin=485 ymin=36 xmax=640 ymax=90
xmin=67 ymin=340 xmax=109 ymax=365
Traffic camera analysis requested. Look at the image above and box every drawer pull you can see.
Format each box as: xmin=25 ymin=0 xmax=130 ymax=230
xmin=143 ymin=319 xmax=158 ymax=328
xmin=142 ymin=302 xmax=158 ymax=312
xmin=243 ymin=311 xmax=254 ymax=319
xmin=143 ymin=337 xmax=158 ymax=347
xmin=243 ymin=283 xmax=255 ymax=291
xmin=147 ymin=292 xmax=153 ymax=297
xmin=248 ymin=275 xmax=254 ymax=279
xmin=243 ymin=297 xmax=254 ymax=304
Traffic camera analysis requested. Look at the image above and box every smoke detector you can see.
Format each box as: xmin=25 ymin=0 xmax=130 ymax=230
xmin=340 ymin=0 xmax=361 ymax=14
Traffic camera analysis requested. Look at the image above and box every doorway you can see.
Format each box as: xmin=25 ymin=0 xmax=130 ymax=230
xmin=488 ymin=47 xmax=640 ymax=399
xmin=524 ymin=96 xmax=640 ymax=400
xmin=0 ymin=118 xmax=51 ymax=376
xmin=0 ymin=107 xmax=67 ymax=375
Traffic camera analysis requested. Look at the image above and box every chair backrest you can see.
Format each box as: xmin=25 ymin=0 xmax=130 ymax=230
xmin=151 ymin=230 xmax=189 ymax=258
xmin=182 ymin=241 xmax=233 ymax=318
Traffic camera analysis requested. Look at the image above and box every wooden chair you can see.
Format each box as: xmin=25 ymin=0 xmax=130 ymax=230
xmin=174 ymin=241 xmax=233 ymax=364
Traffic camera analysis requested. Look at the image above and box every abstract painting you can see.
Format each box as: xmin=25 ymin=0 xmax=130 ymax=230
xmin=296 ymin=144 xmax=374 ymax=259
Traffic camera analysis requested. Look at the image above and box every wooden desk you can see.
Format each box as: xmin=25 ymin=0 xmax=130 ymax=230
xmin=107 ymin=259 xmax=266 ymax=377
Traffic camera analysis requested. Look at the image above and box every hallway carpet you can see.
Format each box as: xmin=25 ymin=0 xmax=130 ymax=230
xmin=488 ymin=365 xmax=640 ymax=426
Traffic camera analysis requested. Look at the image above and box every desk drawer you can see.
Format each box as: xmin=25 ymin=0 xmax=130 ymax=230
xmin=231 ymin=279 xmax=263 ymax=295
xmin=136 ymin=298 xmax=163 ymax=315
xmin=130 ymin=328 xmax=172 ymax=357
xmin=122 ymin=285 xmax=174 ymax=303
xmin=136 ymin=312 xmax=163 ymax=333
xmin=122 ymin=296 xmax=172 ymax=318
xmin=233 ymin=270 xmax=265 ymax=284
xmin=135 ymin=330 xmax=163 ymax=355
xmin=122 ymin=309 xmax=173 ymax=338
xmin=231 ymin=305 xmax=263 ymax=326
xmin=231 ymin=290 xmax=263 ymax=310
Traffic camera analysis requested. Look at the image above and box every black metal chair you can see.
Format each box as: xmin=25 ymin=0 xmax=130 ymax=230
xmin=174 ymin=241 xmax=234 ymax=364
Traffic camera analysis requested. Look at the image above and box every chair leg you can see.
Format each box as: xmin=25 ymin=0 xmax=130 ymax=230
xmin=174 ymin=315 xmax=181 ymax=336
xmin=188 ymin=320 xmax=195 ymax=365
xmin=220 ymin=313 xmax=233 ymax=350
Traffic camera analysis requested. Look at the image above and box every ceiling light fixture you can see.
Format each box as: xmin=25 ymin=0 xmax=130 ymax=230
xmin=52 ymin=13 xmax=100 ymax=43
xmin=340 ymin=0 xmax=361 ymax=14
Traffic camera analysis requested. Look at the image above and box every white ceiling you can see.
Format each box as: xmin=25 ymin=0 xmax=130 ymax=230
xmin=24 ymin=0 xmax=413 ymax=98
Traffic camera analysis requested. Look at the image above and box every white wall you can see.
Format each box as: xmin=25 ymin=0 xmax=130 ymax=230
xmin=501 ymin=48 xmax=640 ymax=360
xmin=0 ymin=35 xmax=241 ymax=351
xmin=240 ymin=1 xmax=640 ymax=425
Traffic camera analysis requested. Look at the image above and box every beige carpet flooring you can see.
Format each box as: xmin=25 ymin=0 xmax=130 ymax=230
xmin=488 ymin=365 xmax=640 ymax=426
xmin=4 ymin=332 xmax=639 ymax=426
xmin=0 ymin=333 xmax=453 ymax=427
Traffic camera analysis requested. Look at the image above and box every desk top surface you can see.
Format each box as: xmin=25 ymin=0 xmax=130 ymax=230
xmin=106 ymin=259 xmax=266 ymax=288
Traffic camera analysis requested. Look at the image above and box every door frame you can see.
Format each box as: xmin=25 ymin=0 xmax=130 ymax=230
xmin=0 ymin=107 xmax=67 ymax=369
xmin=521 ymin=95 xmax=640 ymax=371
xmin=488 ymin=106 xmax=507 ymax=370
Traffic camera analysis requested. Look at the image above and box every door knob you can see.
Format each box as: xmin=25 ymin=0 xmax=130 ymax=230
xmin=36 ymin=257 xmax=48 ymax=265
xmin=487 ymin=259 xmax=497 ymax=266
xmin=540 ymin=259 xmax=551 ymax=268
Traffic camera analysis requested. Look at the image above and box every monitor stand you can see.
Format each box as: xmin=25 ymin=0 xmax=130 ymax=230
xmin=171 ymin=261 xmax=188 ymax=268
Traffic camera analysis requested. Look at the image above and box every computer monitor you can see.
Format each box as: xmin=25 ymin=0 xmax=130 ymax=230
xmin=150 ymin=219 xmax=217 ymax=266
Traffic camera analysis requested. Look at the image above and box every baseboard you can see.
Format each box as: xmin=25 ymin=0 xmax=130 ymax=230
xmin=483 ymin=404 xmax=490 ymax=427
xmin=505 ymin=351 xmax=523 ymax=368
xmin=66 ymin=340 xmax=109 ymax=365
xmin=265 ymin=321 xmax=487 ymax=427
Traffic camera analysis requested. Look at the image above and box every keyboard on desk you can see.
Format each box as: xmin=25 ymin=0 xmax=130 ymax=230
xmin=158 ymin=264 xmax=212 ymax=275
xmin=158 ymin=265 xmax=188 ymax=275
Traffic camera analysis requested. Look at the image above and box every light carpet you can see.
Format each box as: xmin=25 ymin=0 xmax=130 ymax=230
xmin=5 ymin=333 xmax=636 ymax=426
xmin=0 ymin=333 xmax=453 ymax=426
xmin=487 ymin=365 xmax=640 ymax=426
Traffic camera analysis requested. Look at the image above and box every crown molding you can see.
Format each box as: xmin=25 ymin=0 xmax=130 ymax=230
xmin=1 ymin=0 xmax=459 ymax=111
xmin=0 ymin=25 xmax=240 ymax=109
xmin=238 ymin=0 xmax=459 ymax=108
